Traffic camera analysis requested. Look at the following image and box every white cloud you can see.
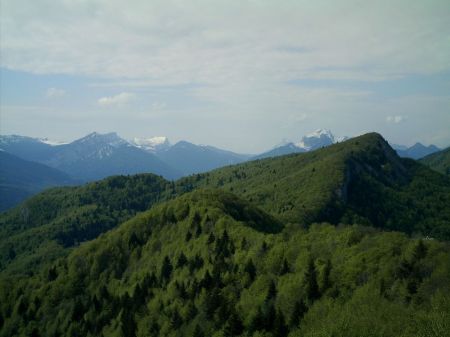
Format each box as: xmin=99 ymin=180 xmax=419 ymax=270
xmin=386 ymin=115 xmax=406 ymax=124
xmin=46 ymin=87 xmax=65 ymax=98
xmin=97 ymin=92 xmax=136 ymax=107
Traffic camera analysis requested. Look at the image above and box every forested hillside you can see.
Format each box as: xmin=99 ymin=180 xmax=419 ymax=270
xmin=420 ymin=147 xmax=450 ymax=176
xmin=182 ymin=133 xmax=450 ymax=239
xmin=0 ymin=175 xmax=175 ymax=275
xmin=1 ymin=133 xmax=450 ymax=336
xmin=1 ymin=190 xmax=449 ymax=336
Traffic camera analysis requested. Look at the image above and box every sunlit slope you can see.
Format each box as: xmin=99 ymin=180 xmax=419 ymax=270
xmin=1 ymin=189 xmax=449 ymax=337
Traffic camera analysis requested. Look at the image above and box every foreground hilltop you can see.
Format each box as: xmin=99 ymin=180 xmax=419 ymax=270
xmin=1 ymin=189 xmax=449 ymax=336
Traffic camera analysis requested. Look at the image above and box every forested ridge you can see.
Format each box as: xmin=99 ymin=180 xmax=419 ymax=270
xmin=1 ymin=133 xmax=450 ymax=336
xmin=420 ymin=146 xmax=450 ymax=176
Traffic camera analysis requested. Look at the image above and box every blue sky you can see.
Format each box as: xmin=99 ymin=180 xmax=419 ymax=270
xmin=1 ymin=0 xmax=449 ymax=153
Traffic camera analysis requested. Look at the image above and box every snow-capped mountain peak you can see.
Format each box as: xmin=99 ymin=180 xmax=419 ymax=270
xmin=295 ymin=129 xmax=336 ymax=151
xmin=132 ymin=136 xmax=171 ymax=152
xmin=306 ymin=128 xmax=335 ymax=140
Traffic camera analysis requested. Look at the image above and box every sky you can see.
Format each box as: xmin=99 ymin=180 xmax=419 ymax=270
xmin=1 ymin=0 xmax=449 ymax=153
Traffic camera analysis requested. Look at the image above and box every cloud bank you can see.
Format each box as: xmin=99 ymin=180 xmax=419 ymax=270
xmin=2 ymin=0 xmax=449 ymax=85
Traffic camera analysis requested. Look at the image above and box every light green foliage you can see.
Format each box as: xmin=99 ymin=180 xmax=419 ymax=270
xmin=1 ymin=189 xmax=449 ymax=336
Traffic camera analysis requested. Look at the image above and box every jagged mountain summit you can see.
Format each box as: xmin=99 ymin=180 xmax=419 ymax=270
xmin=295 ymin=128 xmax=338 ymax=150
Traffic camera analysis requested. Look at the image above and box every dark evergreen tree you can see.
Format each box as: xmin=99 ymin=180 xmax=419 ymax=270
xmin=279 ymin=258 xmax=290 ymax=275
xmin=207 ymin=232 xmax=216 ymax=244
xmin=240 ymin=237 xmax=248 ymax=250
xmin=176 ymin=252 xmax=188 ymax=268
xmin=289 ymin=299 xmax=307 ymax=328
xmin=273 ymin=309 xmax=288 ymax=337
xmin=160 ymin=256 xmax=173 ymax=283
xmin=304 ymin=256 xmax=320 ymax=303
xmin=201 ymin=270 xmax=214 ymax=290
xmin=185 ymin=231 xmax=192 ymax=242
xmin=47 ymin=266 xmax=58 ymax=281
xmin=195 ymin=223 xmax=202 ymax=237
xmin=412 ymin=239 xmax=427 ymax=261
xmin=321 ymin=259 xmax=332 ymax=292
xmin=192 ymin=324 xmax=205 ymax=337
xmin=244 ymin=259 xmax=257 ymax=282
xmin=203 ymin=287 xmax=221 ymax=319
xmin=249 ymin=307 xmax=264 ymax=333
xmin=266 ymin=280 xmax=277 ymax=302
xmin=224 ymin=311 xmax=244 ymax=336
xmin=170 ymin=308 xmax=183 ymax=329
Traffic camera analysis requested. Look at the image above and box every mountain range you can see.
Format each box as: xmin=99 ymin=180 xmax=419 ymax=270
xmin=0 ymin=132 xmax=449 ymax=337
xmin=0 ymin=130 xmax=446 ymax=210
xmin=392 ymin=142 xmax=441 ymax=159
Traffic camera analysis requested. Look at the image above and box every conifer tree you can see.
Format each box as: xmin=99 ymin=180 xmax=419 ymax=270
xmin=244 ymin=259 xmax=257 ymax=282
xmin=160 ymin=256 xmax=173 ymax=283
xmin=279 ymin=258 xmax=290 ymax=275
xmin=304 ymin=256 xmax=320 ymax=303
xmin=207 ymin=232 xmax=215 ymax=244
xmin=289 ymin=299 xmax=307 ymax=328
xmin=192 ymin=323 xmax=204 ymax=337
xmin=176 ymin=252 xmax=188 ymax=268
xmin=321 ymin=259 xmax=332 ymax=292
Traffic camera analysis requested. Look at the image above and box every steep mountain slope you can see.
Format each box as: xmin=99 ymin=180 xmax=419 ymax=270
xmin=157 ymin=140 xmax=250 ymax=175
xmin=0 ymin=151 xmax=76 ymax=211
xmin=0 ymin=174 xmax=175 ymax=275
xmin=182 ymin=133 xmax=450 ymax=239
xmin=394 ymin=142 xmax=440 ymax=159
xmin=420 ymin=147 xmax=450 ymax=176
xmin=1 ymin=189 xmax=449 ymax=337
xmin=0 ymin=135 xmax=56 ymax=162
